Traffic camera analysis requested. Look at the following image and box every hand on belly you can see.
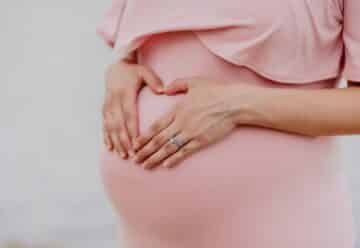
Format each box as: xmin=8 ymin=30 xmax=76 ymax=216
xmin=132 ymin=76 xmax=264 ymax=170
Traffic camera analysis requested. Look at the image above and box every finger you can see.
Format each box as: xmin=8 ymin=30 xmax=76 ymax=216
xmin=164 ymin=78 xmax=191 ymax=95
xmin=142 ymin=131 xmax=192 ymax=170
xmin=103 ymin=93 xmax=132 ymax=157
xmin=111 ymin=133 xmax=127 ymax=159
xmin=122 ymin=93 xmax=139 ymax=150
xmin=139 ymin=65 xmax=165 ymax=94
xmin=102 ymin=116 xmax=113 ymax=151
xmin=133 ymin=110 xmax=176 ymax=151
xmin=116 ymin=99 xmax=133 ymax=156
xmin=103 ymin=130 xmax=113 ymax=151
xmin=117 ymin=126 xmax=132 ymax=158
xmin=162 ymin=139 xmax=202 ymax=169
xmin=133 ymin=120 xmax=180 ymax=165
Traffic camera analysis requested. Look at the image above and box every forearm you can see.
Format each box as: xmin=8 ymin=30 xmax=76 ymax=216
xmin=231 ymin=83 xmax=360 ymax=136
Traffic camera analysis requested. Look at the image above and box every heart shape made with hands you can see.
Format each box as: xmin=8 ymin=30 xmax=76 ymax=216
xmin=137 ymin=84 xmax=185 ymax=136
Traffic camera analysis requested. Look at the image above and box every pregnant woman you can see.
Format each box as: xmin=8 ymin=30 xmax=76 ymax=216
xmin=97 ymin=0 xmax=360 ymax=247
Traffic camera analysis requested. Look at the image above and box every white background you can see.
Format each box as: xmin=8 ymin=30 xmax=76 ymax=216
xmin=1 ymin=1 xmax=359 ymax=247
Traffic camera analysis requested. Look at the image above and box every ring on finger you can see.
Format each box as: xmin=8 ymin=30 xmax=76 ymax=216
xmin=168 ymin=134 xmax=186 ymax=150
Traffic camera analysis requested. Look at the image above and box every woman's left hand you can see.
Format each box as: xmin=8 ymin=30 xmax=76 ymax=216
xmin=132 ymin=77 xmax=255 ymax=170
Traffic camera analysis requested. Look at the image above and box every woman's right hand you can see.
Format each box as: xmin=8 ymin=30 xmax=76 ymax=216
xmin=102 ymin=59 xmax=164 ymax=159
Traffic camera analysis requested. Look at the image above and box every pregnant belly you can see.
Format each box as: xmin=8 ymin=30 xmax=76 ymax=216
xmin=100 ymin=31 xmax=354 ymax=247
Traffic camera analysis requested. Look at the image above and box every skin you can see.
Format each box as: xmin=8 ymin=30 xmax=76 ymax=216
xmin=102 ymin=57 xmax=360 ymax=170
xmin=102 ymin=56 xmax=165 ymax=159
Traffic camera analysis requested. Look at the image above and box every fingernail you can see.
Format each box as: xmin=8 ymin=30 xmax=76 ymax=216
xmin=120 ymin=152 xmax=126 ymax=159
xmin=162 ymin=162 xmax=169 ymax=168
xmin=157 ymin=87 xmax=164 ymax=93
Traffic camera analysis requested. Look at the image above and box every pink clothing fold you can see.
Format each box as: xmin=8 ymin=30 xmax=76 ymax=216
xmin=97 ymin=0 xmax=360 ymax=83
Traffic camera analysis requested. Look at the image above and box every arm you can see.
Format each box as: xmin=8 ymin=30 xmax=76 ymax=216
xmin=232 ymin=82 xmax=360 ymax=136
xmin=131 ymin=78 xmax=360 ymax=169
xmin=250 ymin=0 xmax=360 ymax=137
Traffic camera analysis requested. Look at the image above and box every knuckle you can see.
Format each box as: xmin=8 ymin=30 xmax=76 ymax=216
xmin=108 ymin=110 xmax=122 ymax=121
xmin=104 ymin=106 xmax=120 ymax=119
xmin=122 ymin=109 xmax=132 ymax=121
xmin=138 ymin=150 xmax=149 ymax=161
xmin=118 ymin=130 xmax=126 ymax=139
xmin=103 ymin=115 xmax=113 ymax=123
xmin=127 ymin=119 xmax=136 ymax=132
xmin=113 ymin=111 xmax=124 ymax=121
xmin=112 ymin=139 xmax=121 ymax=148
xmin=102 ymin=104 xmax=115 ymax=118
xmin=102 ymin=118 xmax=109 ymax=127
xmin=102 ymin=124 xmax=110 ymax=132
xmin=152 ymin=136 xmax=164 ymax=147
xmin=149 ymin=122 xmax=161 ymax=133
xmin=163 ymin=143 xmax=175 ymax=153
xmin=180 ymin=146 xmax=192 ymax=156
xmin=111 ymin=125 xmax=122 ymax=133
xmin=135 ymin=136 xmax=146 ymax=146
xmin=194 ymin=134 xmax=208 ymax=145
xmin=116 ymin=89 xmax=126 ymax=100
xmin=173 ymin=156 xmax=183 ymax=166
xmin=119 ymin=131 xmax=130 ymax=143
xmin=180 ymin=130 xmax=191 ymax=140
xmin=168 ymin=156 xmax=182 ymax=167
xmin=108 ymin=89 xmax=126 ymax=102
xmin=111 ymin=85 xmax=126 ymax=94
xmin=103 ymin=120 xmax=114 ymax=131
xmin=114 ymin=141 xmax=123 ymax=149
xmin=140 ymin=149 xmax=149 ymax=157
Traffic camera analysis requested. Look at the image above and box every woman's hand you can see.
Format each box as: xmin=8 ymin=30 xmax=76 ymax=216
xmin=132 ymin=77 xmax=257 ymax=169
xmin=102 ymin=59 xmax=164 ymax=159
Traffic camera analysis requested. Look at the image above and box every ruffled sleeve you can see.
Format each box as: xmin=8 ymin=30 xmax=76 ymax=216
xmin=96 ymin=0 xmax=127 ymax=48
xmin=342 ymin=0 xmax=360 ymax=82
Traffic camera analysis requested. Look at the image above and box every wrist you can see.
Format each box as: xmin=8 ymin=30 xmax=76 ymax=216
xmin=225 ymin=84 xmax=272 ymax=127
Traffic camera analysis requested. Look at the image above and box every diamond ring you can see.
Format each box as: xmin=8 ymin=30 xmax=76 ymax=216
xmin=169 ymin=135 xmax=185 ymax=150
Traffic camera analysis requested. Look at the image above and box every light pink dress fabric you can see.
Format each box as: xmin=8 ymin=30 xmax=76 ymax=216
xmin=97 ymin=0 xmax=360 ymax=83
xmin=97 ymin=1 xmax=357 ymax=247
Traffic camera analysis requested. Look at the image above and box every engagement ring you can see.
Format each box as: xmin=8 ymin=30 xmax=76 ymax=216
xmin=169 ymin=136 xmax=185 ymax=150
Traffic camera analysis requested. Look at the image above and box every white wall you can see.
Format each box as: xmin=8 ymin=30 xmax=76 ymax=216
xmin=0 ymin=1 xmax=359 ymax=247
xmin=1 ymin=1 xmax=118 ymax=247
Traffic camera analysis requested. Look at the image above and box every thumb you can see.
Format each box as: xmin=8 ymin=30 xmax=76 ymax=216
xmin=164 ymin=78 xmax=191 ymax=95
xmin=139 ymin=66 xmax=165 ymax=94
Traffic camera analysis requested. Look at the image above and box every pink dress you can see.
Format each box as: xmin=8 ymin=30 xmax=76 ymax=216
xmin=97 ymin=1 xmax=358 ymax=247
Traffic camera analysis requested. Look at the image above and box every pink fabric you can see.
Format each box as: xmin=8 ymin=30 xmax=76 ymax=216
xmin=97 ymin=0 xmax=360 ymax=83
xmin=99 ymin=31 xmax=355 ymax=248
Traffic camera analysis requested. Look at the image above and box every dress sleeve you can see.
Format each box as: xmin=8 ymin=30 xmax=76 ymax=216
xmin=96 ymin=0 xmax=126 ymax=48
xmin=342 ymin=0 xmax=360 ymax=82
